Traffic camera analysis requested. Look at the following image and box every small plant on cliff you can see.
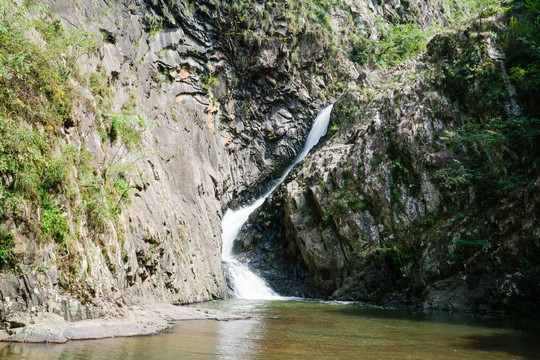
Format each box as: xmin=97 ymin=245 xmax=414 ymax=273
xmin=0 ymin=228 xmax=14 ymax=266
xmin=349 ymin=21 xmax=432 ymax=69
xmin=201 ymin=74 xmax=219 ymax=93
xmin=182 ymin=1 xmax=197 ymax=19
xmin=449 ymin=228 xmax=495 ymax=264
xmin=434 ymin=162 xmax=473 ymax=187
xmin=41 ymin=196 xmax=69 ymax=245
xmin=110 ymin=111 xmax=148 ymax=150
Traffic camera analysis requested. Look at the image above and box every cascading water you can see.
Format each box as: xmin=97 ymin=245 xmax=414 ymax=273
xmin=221 ymin=104 xmax=334 ymax=299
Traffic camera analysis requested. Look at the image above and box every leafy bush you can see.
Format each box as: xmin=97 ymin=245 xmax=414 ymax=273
xmin=350 ymin=22 xmax=431 ymax=69
xmin=438 ymin=117 xmax=539 ymax=205
xmin=450 ymin=229 xmax=494 ymax=263
xmin=427 ymin=31 xmax=508 ymax=119
xmin=41 ymin=198 xmax=68 ymax=244
xmin=0 ymin=228 xmax=14 ymax=266
xmin=113 ymin=178 xmax=134 ymax=207
xmin=0 ymin=117 xmax=49 ymax=202
xmin=200 ymin=74 xmax=219 ymax=93
xmin=110 ymin=112 xmax=147 ymax=150
xmin=434 ymin=162 xmax=472 ymax=187
xmin=328 ymin=95 xmax=364 ymax=135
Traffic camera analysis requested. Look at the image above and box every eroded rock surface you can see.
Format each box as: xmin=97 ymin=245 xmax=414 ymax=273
xmin=0 ymin=0 xmax=329 ymax=330
xmin=281 ymin=47 xmax=540 ymax=312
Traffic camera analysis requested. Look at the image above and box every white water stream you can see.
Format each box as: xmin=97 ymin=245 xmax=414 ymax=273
xmin=221 ymin=104 xmax=334 ymax=299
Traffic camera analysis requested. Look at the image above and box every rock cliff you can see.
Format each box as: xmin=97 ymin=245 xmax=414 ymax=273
xmin=238 ymin=2 xmax=540 ymax=313
xmin=0 ymin=0 xmax=331 ymax=326
xmin=284 ymin=54 xmax=539 ymax=312
xmin=0 ymin=0 xmax=538 ymax=335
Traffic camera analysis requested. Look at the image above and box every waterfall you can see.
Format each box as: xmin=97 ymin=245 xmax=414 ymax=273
xmin=221 ymin=104 xmax=334 ymax=299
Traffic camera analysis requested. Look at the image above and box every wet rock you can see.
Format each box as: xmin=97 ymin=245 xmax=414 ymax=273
xmin=278 ymin=48 xmax=540 ymax=313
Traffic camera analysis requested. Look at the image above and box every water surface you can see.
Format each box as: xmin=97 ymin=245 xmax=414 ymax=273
xmin=1 ymin=299 xmax=538 ymax=360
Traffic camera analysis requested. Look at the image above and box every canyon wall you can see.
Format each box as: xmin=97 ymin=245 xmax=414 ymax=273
xmin=0 ymin=0 xmax=329 ymax=323
xmin=236 ymin=2 xmax=540 ymax=313
xmin=0 ymin=0 xmax=538 ymax=329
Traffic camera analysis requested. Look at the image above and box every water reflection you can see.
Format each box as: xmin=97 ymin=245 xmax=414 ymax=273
xmin=216 ymin=318 xmax=264 ymax=359
xmin=1 ymin=300 xmax=538 ymax=360
xmin=459 ymin=333 xmax=540 ymax=360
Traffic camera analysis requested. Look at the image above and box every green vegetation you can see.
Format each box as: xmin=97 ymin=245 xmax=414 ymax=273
xmin=433 ymin=162 xmax=472 ymax=187
xmin=327 ymin=94 xmax=365 ymax=136
xmin=450 ymin=234 xmax=492 ymax=262
xmin=386 ymin=133 xmax=421 ymax=202
xmin=504 ymin=0 xmax=540 ymax=116
xmin=110 ymin=110 xmax=149 ymax=150
xmin=327 ymin=0 xmax=515 ymax=134
xmin=220 ymin=0 xmax=362 ymax=87
xmin=439 ymin=0 xmax=501 ymax=23
xmin=223 ymin=0 xmax=339 ymax=44
xmin=0 ymin=1 xmax=148 ymax=266
xmin=182 ymin=1 xmax=197 ymax=19
xmin=41 ymin=196 xmax=69 ymax=245
xmin=201 ymin=74 xmax=219 ymax=93
xmin=322 ymin=178 xmax=374 ymax=226
xmin=89 ymin=70 xmax=153 ymax=149
xmin=305 ymin=1 xmax=539 ymax=291
xmin=436 ymin=117 xmax=539 ymax=206
xmin=0 ymin=1 xmax=94 ymax=128
xmin=384 ymin=241 xmax=422 ymax=269
xmin=427 ymin=31 xmax=508 ymax=119
xmin=386 ymin=1 xmax=540 ymax=276
xmin=428 ymin=0 xmax=540 ymax=207
xmin=0 ymin=228 xmax=14 ymax=267
xmin=350 ymin=22 xmax=433 ymax=69
xmin=427 ymin=0 xmax=539 ymax=120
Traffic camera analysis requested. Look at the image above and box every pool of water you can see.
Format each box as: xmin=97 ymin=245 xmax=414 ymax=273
xmin=1 ymin=299 xmax=538 ymax=360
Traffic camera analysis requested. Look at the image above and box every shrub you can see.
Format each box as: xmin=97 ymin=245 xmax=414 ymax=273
xmin=434 ymin=162 xmax=472 ymax=187
xmin=437 ymin=117 xmax=540 ymax=205
xmin=0 ymin=117 xmax=49 ymax=202
xmin=41 ymin=199 xmax=68 ymax=244
xmin=427 ymin=31 xmax=508 ymax=119
xmin=110 ymin=112 xmax=147 ymax=150
xmin=350 ymin=22 xmax=432 ymax=69
xmin=0 ymin=228 xmax=14 ymax=266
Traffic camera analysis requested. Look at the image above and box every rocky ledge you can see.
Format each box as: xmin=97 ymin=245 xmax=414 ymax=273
xmin=0 ymin=300 xmax=246 ymax=343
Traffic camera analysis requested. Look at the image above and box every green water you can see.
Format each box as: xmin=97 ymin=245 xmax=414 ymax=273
xmin=1 ymin=299 xmax=538 ymax=359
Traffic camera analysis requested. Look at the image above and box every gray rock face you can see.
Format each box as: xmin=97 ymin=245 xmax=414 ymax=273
xmin=280 ymin=52 xmax=540 ymax=312
xmin=222 ymin=0 xmax=460 ymax=298
xmin=0 ymin=0 xmax=329 ymax=326
xmin=0 ymin=0 xmax=227 ymax=324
